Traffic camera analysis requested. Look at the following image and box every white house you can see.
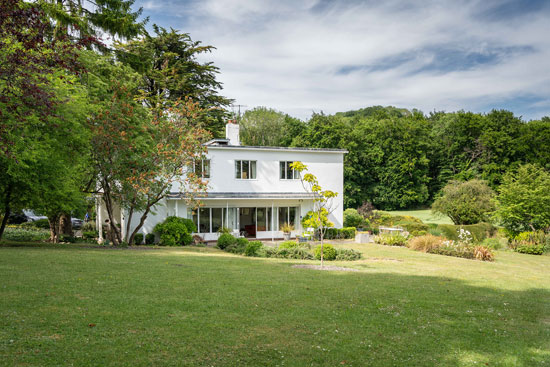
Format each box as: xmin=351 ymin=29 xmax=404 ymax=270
xmin=97 ymin=122 xmax=347 ymax=242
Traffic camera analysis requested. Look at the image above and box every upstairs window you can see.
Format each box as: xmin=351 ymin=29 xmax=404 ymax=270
xmin=235 ymin=160 xmax=257 ymax=179
xmin=280 ymin=161 xmax=299 ymax=180
xmin=193 ymin=159 xmax=210 ymax=178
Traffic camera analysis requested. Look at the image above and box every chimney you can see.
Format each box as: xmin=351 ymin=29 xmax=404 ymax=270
xmin=225 ymin=120 xmax=240 ymax=146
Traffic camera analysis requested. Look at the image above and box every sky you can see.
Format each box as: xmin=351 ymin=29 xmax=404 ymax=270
xmin=133 ymin=0 xmax=550 ymax=121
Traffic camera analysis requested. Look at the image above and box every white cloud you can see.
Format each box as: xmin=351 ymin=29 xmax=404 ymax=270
xmin=139 ymin=0 xmax=550 ymax=120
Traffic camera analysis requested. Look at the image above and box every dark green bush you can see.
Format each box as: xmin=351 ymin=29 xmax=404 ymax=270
xmin=244 ymin=241 xmax=263 ymax=257
xmin=324 ymin=227 xmax=356 ymax=239
xmin=21 ymin=218 xmax=50 ymax=229
xmin=154 ymin=216 xmax=194 ymax=246
xmin=133 ymin=233 xmax=144 ymax=245
xmin=437 ymin=223 xmax=496 ymax=242
xmin=60 ymin=235 xmax=77 ymax=243
xmin=516 ymin=245 xmax=544 ymax=255
xmin=343 ymin=208 xmax=367 ymax=228
xmin=226 ymin=237 xmax=248 ymax=254
xmin=335 ymin=248 xmax=362 ymax=260
xmin=314 ymin=244 xmax=337 ymax=260
xmin=217 ymin=233 xmax=237 ymax=250
xmin=145 ymin=233 xmax=155 ymax=245
xmin=82 ymin=230 xmax=98 ymax=240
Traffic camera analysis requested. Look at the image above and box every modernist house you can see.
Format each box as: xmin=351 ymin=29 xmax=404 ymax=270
xmin=97 ymin=122 xmax=347 ymax=242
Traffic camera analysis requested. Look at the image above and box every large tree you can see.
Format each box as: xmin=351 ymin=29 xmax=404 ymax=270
xmin=495 ymin=164 xmax=550 ymax=234
xmin=115 ymin=25 xmax=232 ymax=136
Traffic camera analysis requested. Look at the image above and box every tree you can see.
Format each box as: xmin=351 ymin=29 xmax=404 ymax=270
xmin=240 ymin=107 xmax=305 ymax=147
xmin=0 ymin=0 xmax=86 ymax=240
xmin=495 ymin=164 xmax=550 ymax=234
xmin=115 ymin=25 xmax=232 ymax=136
xmin=291 ymin=161 xmax=338 ymax=267
xmin=432 ymin=179 xmax=496 ymax=225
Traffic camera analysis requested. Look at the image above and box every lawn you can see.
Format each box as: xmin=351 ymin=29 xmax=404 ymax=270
xmin=387 ymin=209 xmax=454 ymax=225
xmin=1 ymin=242 xmax=549 ymax=366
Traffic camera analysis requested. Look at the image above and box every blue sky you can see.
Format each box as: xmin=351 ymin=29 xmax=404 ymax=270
xmin=133 ymin=0 xmax=550 ymax=121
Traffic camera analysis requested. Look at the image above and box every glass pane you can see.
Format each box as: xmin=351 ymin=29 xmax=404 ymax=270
xmin=211 ymin=208 xmax=222 ymax=232
xmin=294 ymin=167 xmax=300 ymax=179
xmin=278 ymin=207 xmax=288 ymax=230
xmin=199 ymin=207 xmax=210 ymax=233
xmin=289 ymin=207 xmax=297 ymax=227
xmin=257 ymin=208 xmax=266 ymax=231
xmin=267 ymin=207 xmax=272 ymax=231
xmin=204 ymin=160 xmax=210 ymax=178
xmin=194 ymin=160 xmax=201 ymax=175
xmin=286 ymin=161 xmax=293 ymax=179
xmin=228 ymin=208 xmax=237 ymax=230
xmin=235 ymin=160 xmax=241 ymax=179
xmin=250 ymin=161 xmax=256 ymax=179
xmin=280 ymin=161 xmax=285 ymax=179
xmin=242 ymin=160 xmax=249 ymax=179
xmin=188 ymin=208 xmax=198 ymax=232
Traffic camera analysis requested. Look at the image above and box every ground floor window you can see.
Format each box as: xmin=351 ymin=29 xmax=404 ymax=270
xmin=187 ymin=206 xmax=298 ymax=235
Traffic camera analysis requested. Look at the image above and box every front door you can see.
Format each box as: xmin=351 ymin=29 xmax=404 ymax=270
xmin=239 ymin=207 xmax=256 ymax=237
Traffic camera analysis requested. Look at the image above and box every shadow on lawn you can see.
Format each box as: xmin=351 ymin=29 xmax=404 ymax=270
xmin=0 ymin=244 xmax=549 ymax=366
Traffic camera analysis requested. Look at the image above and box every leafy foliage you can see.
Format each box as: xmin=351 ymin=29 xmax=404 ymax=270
xmin=374 ymin=233 xmax=408 ymax=247
xmin=432 ymin=179 xmax=496 ymax=225
xmin=313 ymin=244 xmax=336 ymax=261
xmin=244 ymin=241 xmax=263 ymax=257
xmin=153 ymin=216 xmax=195 ymax=246
xmin=217 ymin=233 xmax=236 ymax=250
xmin=495 ymin=164 xmax=550 ymax=234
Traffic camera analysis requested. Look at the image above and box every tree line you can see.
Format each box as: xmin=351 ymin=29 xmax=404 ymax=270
xmin=0 ymin=0 xmax=231 ymax=244
xmin=239 ymin=106 xmax=550 ymax=211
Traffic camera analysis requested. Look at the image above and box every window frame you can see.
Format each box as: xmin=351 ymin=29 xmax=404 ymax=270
xmin=192 ymin=159 xmax=211 ymax=179
xmin=235 ymin=160 xmax=257 ymax=180
xmin=279 ymin=161 xmax=299 ymax=180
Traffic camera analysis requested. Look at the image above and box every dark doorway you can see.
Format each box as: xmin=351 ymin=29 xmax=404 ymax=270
xmin=239 ymin=207 xmax=256 ymax=237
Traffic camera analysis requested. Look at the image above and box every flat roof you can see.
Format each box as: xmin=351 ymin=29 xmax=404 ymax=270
xmin=168 ymin=192 xmax=316 ymax=199
xmin=204 ymin=143 xmax=348 ymax=154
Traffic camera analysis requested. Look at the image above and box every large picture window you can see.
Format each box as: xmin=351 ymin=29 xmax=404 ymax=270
xmin=280 ymin=161 xmax=299 ymax=180
xmin=235 ymin=160 xmax=257 ymax=179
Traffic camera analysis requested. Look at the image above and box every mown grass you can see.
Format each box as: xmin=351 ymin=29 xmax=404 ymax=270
xmin=387 ymin=209 xmax=454 ymax=225
xmin=1 ymin=241 xmax=549 ymax=366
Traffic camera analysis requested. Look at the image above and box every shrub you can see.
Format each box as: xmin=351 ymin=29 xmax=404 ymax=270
xmin=314 ymin=244 xmax=337 ymax=260
xmin=217 ymin=233 xmax=237 ymax=250
xmin=335 ymin=248 xmax=362 ymax=261
xmin=437 ymin=223 xmax=496 ymax=242
xmin=428 ymin=241 xmax=475 ymax=259
xmin=278 ymin=240 xmax=299 ymax=250
xmin=244 ymin=241 xmax=263 ymax=257
xmin=82 ymin=222 xmax=95 ymax=232
xmin=407 ymin=235 xmax=444 ymax=252
xmin=60 ymin=235 xmax=77 ymax=243
xmin=374 ymin=233 xmax=408 ymax=246
xmin=2 ymin=227 xmax=49 ymax=242
xmin=226 ymin=237 xmax=249 ymax=254
xmin=271 ymin=246 xmax=313 ymax=260
xmin=20 ymin=218 xmax=50 ymax=229
xmin=410 ymin=230 xmax=428 ymax=237
xmin=82 ymin=230 xmax=98 ymax=240
xmin=473 ymin=246 xmax=494 ymax=261
xmin=516 ymin=245 xmax=545 ymax=255
xmin=432 ymin=179 xmax=496 ymax=225
xmin=154 ymin=216 xmax=194 ymax=246
xmin=133 ymin=233 xmax=144 ymax=245
xmin=481 ymin=238 xmax=502 ymax=250
xmin=145 ymin=233 xmax=155 ymax=245
xmin=343 ymin=208 xmax=366 ymax=228
xmin=324 ymin=227 xmax=356 ymax=239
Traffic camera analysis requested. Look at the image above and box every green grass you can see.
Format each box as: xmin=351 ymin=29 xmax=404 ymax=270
xmin=387 ymin=209 xmax=454 ymax=224
xmin=1 ymin=241 xmax=549 ymax=366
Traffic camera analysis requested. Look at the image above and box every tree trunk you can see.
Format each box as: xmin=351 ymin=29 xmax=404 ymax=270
xmin=48 ymin=214 xmax=61 ymax=243
xmin=60 ymin=213 xmax=73 ymax=236
xmin=0 ymin=184 xmax=12 ymax=241
xmin=101 ymin=180 xmax=122 ymax=246
xmin=320 ymin=227 xmax=324 ymax=268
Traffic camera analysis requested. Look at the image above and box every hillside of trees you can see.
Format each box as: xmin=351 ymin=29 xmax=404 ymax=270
xmin=239 ymin=107 xmax=550 ymax=210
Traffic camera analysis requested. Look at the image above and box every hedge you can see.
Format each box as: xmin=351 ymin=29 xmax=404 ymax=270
xmin=324 ymin=227 xmax=356 ymax=239
xmin=437 ymin=223 xmax=496 ymax=242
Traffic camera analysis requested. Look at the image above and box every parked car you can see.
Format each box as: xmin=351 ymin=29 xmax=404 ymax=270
xmin=71 ymin=218 xmax=84 ymax=229
xmin=22 ymin=210 xmax=48 ymax=222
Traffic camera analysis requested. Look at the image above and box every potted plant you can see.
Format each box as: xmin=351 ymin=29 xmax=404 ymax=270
xmin=281 ymin=222 xmax=294 ymax=241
